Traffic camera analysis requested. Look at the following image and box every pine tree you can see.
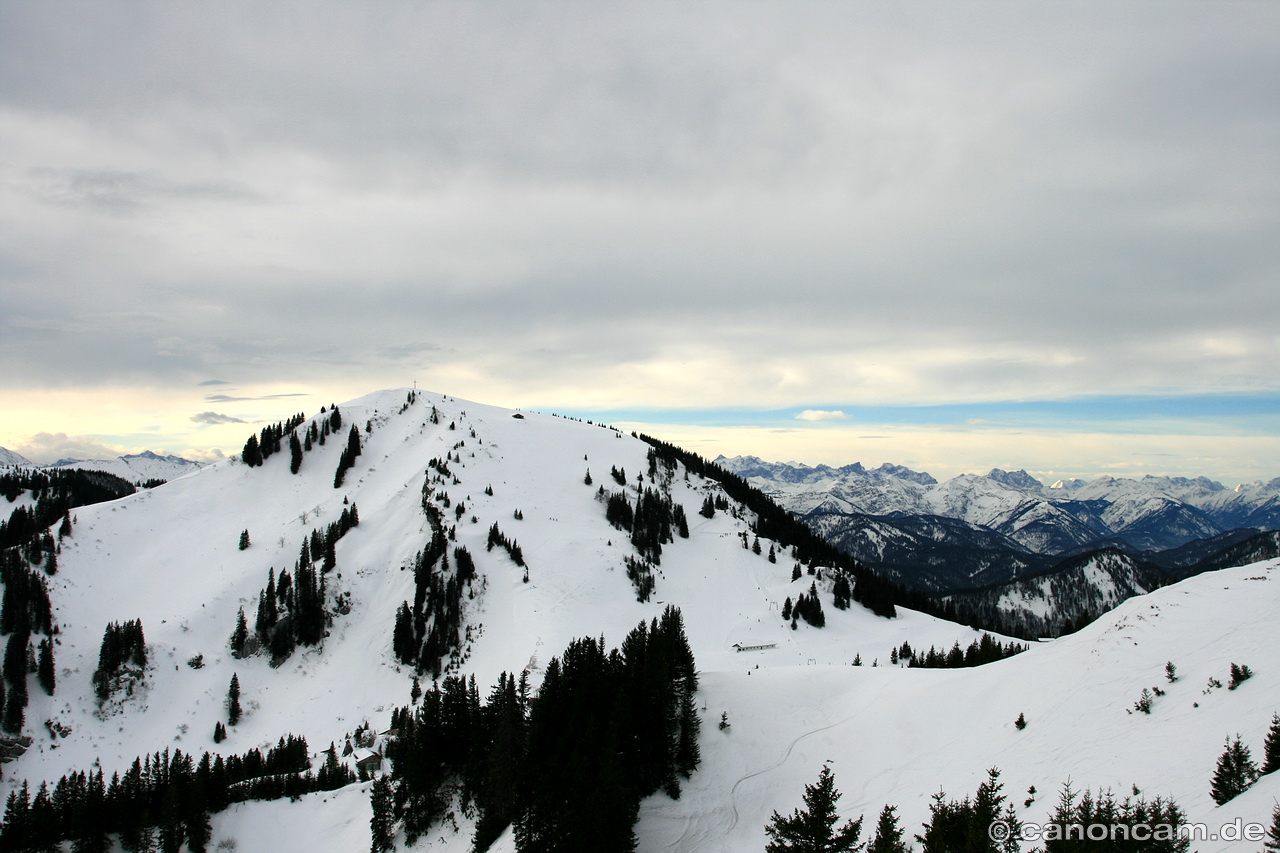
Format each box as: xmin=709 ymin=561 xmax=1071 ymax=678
xmin=184 ymin=770 xmax=212 ymax=853
xmin=1228 ymin=662 xmax=1254 ymax=689
xmin=227 ymin=674 xmax=241 ymax=726
xmin=1265 ymin=801 xmax=1280 ymax=853
xmin=37 ymin=637 xmax=55 ymax=695
xmin=868 ymin=804 xmax=909 ymax=853
xmin=230 ymin=607 xmax=249 ymax=658
xmin=764 ymin=764 xmax=864 ymax=853
xmin=917 ymin=768 xmax=1019 ymax=853
xmin=1209 ymin=735 xmax=1258 ymax=805
xmin=238 ymin=529 xmax=250 ymax=551
xmin=241 ymin=434 xmax=262 ymax=467
xmin=289 ymin=432 xmax=303 ymax=475
xmin=1263 ymin=712 xmax=1280 ymax=775
xmin=158 ymin=782 xmax=184 ymax=853
xmin=370 ymin=775 xmax=395 ymax=853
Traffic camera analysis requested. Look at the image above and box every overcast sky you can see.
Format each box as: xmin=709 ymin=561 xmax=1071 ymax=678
xmin=2 ymin=2 xmax=1278 ymax=483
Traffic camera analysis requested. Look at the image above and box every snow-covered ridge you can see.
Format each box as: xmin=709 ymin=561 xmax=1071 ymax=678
xmin=0 ymin=446 xmax=34 ymax=467
xmin=3 ymin=391 xmax=1276 ymax=853
xmin=0 ymin=446 xmax=204 ymax=484
xmin=46 ymin=450 xmax=205 ymax=484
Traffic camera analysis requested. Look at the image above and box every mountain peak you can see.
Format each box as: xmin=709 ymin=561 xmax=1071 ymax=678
xmin=985 ymin=468 xmax=1043 ymax=491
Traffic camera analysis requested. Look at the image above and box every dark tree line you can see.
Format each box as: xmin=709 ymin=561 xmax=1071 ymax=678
xmin=896 ymin=635 xmax=1029 ymax=669
xmin=599 ymin=482 xmax=689 ymax=601
xmin=394 ymin=496 xmax=474 ymax=678
xmin=486 ymin=522 xmax=525 ymax=569
xmin=699 ymin=493 xmax=730 ymax=518
xmin=0 ymin=734 xmax=349 ymax=852
xmin=601 ymin=486 xmax=689 ymax=565
xmin=384 ymin=605 xmax=700 ymax=853
xmin=1036 ymin=782 xmax=1190 ymax=852
xmin=1 ymin=546 xmax=57 ymax=733
xmin=92 ymin=618 xmax=147 ymax=704
xmin=769 ymin=765 xmax=1191 ymax=853
xmin=241 ymin=407 xmax=355 ymax=474
xmin=786 ymin=582 xmax=826 ymax=628
xmin=1210 ymin=712 xmax=1279 ymax=806
xmin=0 ymin=550 xmax=53 ymax=636
xmin=238 ymin=504 xmax=359 ymax=665
xmin=333 ymin=425 xmax=363 ymax=488
xmin=1 ymin=469 xmax=134 ymax=550
xmin=239 ymin=412 xmax=308 ymax=468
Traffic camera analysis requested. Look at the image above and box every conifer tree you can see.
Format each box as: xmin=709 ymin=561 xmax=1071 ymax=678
xmin=289 ymin=432 xmax=303 ymax=475
xmin=238 ymin=529 xmax=250 ymax=551
xmin=37 ymin=637 xmax=55 ymax=695
xmin=868 ymin=804 xmax=909 ymax=853
xmin=184 ymin=770 xmax=212 ymax=853
xmin=230 ymin=607 xmax=249 ymax=658
xmin=764 ymin=764 xmax=864 ymax=853
xmin=1228 ymin=662 xmax=1254 ymax=689
xmin=370 ymin=775 xmax=395 ymax=853
xmin=240 ymin=434 xmax=262 ymax=467
xmin=916 ymin=768 xmax=1019 ymax=853
xmin=158 ymin=783 xmax=184 ymax=853
xmin=227 ymin=674 xmax=241 ymax=727
xmin=1266 ymin=802 xmax=1280 ymax=853
xmin=1263 ymin=712 xmax=1280 ymax=775
xmin=1209 ymin=735 xmax=1258 ymax=805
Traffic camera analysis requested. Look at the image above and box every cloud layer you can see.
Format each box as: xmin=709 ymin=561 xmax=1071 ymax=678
xmin=1 ymin=3 xmax=1277 ymax=479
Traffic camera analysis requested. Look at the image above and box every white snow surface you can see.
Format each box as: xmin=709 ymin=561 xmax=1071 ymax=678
xmin=0 ymin=447 xmax=35 ymax=467
xmin=4 ymin=390 xmax=1277 ymax=852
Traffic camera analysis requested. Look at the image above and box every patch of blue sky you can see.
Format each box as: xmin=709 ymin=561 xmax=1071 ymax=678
xmin=560 ymin=392 xmax=1280 ymax=435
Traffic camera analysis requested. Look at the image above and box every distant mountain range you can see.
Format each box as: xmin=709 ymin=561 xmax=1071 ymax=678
xmin=716 ymin=455 xmax=1280 ymax=601
xmin=0 ymin=447 xmax=203 ymax=484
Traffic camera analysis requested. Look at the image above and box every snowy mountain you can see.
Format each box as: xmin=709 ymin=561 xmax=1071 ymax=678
xmin=0 ymin=447 xmax=34 ymax=468
xmin=1 ymin=391 xmax=1277 ymax=852
xmin=47 ymin=450 xmax=204 ymax=484
xmin=941 ymin=548 xmax=1172 ymax=639
xmin=719 ymin=455 xmax=1280 ymax=584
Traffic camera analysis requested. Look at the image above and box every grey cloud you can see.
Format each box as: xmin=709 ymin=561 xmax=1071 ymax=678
xmin=16 ymin=432 xmax=124 ymax=464
xmin=24 ymin=168 xmax=256 ymax=215
xmin=204 ymin=393 xmax=309 ymax=404
xmin=379 ymin=342 xmax=449 ymax=361
xmin=0 ymin=2 xmax=1277 ymax=412
xmin=190 ymin=412 xmax=246 ymax=425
